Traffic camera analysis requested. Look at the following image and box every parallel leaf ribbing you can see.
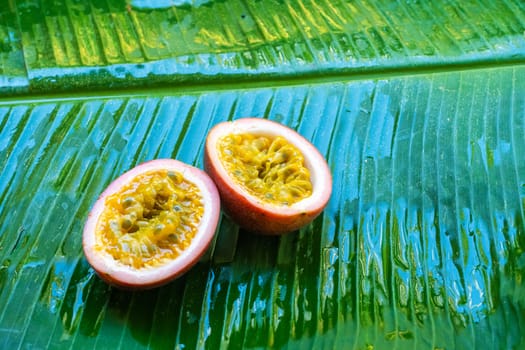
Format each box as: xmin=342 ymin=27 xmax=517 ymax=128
xmin=1 ymin=0 xmax=524 ymax=94
xmin=0 ymin=65 xmax=524 ymax=349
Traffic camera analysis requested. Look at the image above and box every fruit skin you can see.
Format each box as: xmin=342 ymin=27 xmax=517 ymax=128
xmin=204 ymin=118 xmax=332 ymax=235
xmin=82 ymin=159 xmax=221 ymax=290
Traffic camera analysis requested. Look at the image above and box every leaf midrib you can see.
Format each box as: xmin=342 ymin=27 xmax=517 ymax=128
xmin=2 ymin=58 xmax=525 ymax=106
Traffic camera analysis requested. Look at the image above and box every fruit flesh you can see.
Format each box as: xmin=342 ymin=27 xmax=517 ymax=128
xmin=217 ymin=133 xmax=313 ymax=206
xmin=95 ymin=170 xmax=203 ymax=269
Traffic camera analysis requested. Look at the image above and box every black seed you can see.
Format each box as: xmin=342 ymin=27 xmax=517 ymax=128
xmin=121 ymin=218 xmax=132 ymax=230
xmin=122 ymin=197 xmax=135 ymax=208
xmin=168 ymin=171 xmax=182 ymax=184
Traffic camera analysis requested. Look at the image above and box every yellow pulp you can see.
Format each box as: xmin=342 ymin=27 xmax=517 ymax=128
xmin=218 ymin=133 xmax=313 ymax=206
xmin=95 ymin=170 xmax=203 ymax=269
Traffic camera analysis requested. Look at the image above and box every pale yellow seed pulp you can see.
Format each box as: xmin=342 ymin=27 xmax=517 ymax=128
xmin=218 ymin=133 xmax=313 ymax=205
xmin=95 ymin=170 xmax=203 ymax=269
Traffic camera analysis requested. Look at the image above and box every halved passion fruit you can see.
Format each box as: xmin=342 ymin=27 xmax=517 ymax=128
xmin=83 ymin=159 xmax=220 ymax=289
xmin=204 ymin=118 xmax=332 ymax=235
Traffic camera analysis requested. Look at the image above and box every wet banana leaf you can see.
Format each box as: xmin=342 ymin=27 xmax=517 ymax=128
xmin=1 ymin=0 xmax=524 ymax=349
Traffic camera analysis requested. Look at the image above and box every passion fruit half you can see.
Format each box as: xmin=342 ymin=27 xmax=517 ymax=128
xmin=83 ymin=159 xmax=220 ymax=289
xmin=204 ymin=118 xmax=332 ymax=235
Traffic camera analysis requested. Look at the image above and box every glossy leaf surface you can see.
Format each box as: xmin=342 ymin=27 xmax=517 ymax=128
xmin=0 ymin=1 xmax=524 ymax=349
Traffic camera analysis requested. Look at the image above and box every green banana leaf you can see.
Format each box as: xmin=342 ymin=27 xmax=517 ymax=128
xmin=1 ymin=0 xmax=524 ymax=349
